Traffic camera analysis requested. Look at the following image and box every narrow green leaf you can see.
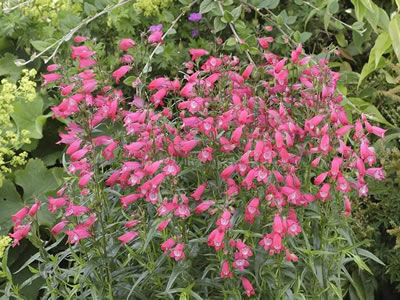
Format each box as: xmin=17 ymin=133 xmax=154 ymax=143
xmin=356 ymin=248 xmax=385 ymax=266
xmin=371 ymin=31 xmax=391 ymax=68
xmin=389 ymin=14 xmax=400 ymax=61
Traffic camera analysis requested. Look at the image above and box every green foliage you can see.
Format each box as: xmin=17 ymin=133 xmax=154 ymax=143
xmin=353 ymin=142 xmax=400 ymax=292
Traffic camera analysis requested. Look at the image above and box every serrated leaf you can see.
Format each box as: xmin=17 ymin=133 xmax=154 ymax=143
xmin=11 ymin=96 xmax=47 ymax=139
xmin=0 ymin=53 xmax=23 ymax=81
xmin=389 ymin=14 xmax=400 ymax=61
xmin=0 ymin=179 xmax=24 ymax=235
xmin=15 ymin=159 xmax=63 ymax=202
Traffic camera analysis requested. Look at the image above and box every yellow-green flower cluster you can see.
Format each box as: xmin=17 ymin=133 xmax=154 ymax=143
xmin=0 ymin=69 xmax=36 ymax=187
xmin=0 ymin=236 xmax=11 ymax=259
xmin=133 ymin=0 xmax=173 ymax=16
xmin=19 ymin=0 xmax=82 ymax=22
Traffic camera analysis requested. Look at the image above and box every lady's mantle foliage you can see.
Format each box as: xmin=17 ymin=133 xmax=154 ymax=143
xmin=10 ymin=34 xmax=386 ymax=297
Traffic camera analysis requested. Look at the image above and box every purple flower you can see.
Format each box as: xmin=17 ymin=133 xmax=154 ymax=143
xmin=149 ymin=24 xmax=163 ymax=32
xmin=191 ymin=30 xmax=199 ymax=37
xmin=188 ymin=13 xmax=202 ymax=22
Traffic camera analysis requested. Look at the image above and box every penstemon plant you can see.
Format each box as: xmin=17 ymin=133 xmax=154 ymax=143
xmin=4 ymin=33 xmax=386 ymax=299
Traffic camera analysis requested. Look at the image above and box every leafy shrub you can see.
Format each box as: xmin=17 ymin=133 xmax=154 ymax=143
xmin=0 ymin=32 xmax=387 ymax=299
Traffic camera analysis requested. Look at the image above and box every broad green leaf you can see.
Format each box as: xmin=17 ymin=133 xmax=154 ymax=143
xmin=223 ymin=11 xmax=233 ymax=23
xmin=30 ymin=40 xmax=55 ymax=52
xmin=214 ymin=17 xmax=227 ymax=32
xmin=344 ymin=97 xmax=393 ymax=127
xmin=0 ymin=53 xmax=23 ymax=82
xmin=300 ymin=32 xmax=312 ymax=43
xmin=231 ymin=6 xmax=241 ymax=21
xmin=359 ymin=0 xmax=373 ymax=12
xmin=226 ymin=37 xmax=237 ymax=46
xmin=371 ymin=31 xmax=391 ymax=68
xmin=11 ymin=96 xmax=47 ymax=139
xmin=123 ymin=76 xmax=137 ymax=86
xmin=199 ymin=0 xmax=216 ymax=14
xmin=258 ymin=0 xmax=280 ymax=9
xmin=15 ymin=158 xmax=63 ymax=202
xmin=389 ymin=14 xmax=400 ymax=61
xmin=0 ymin=179 xmax=24 ymax=235
xmin=351 ymin=0 xmax=366 ymax=21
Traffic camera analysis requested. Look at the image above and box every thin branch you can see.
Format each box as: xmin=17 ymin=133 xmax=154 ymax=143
xmin=3 ymin=0 xmax=34 ymax=13
xmin=138 ymin=0 xmax=200 ymax=79
xmin=14 ymin=0 xmax=134 ymax=67
xmin=242 ymin=1 xmax=297 ymax=48
xmin=217 ymin=1 xmax=255 ymax=65
xmin=303 ymin=1 xmax=366 ymax=35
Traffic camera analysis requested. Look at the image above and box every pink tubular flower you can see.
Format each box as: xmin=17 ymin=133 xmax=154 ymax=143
xmin=11 ymin=206 xmax=29 ymax=223
xmin=48 ymin=197 xmax=68 ymax=213
xmin=169 ymin=243 xmax=185 ymax=261
xmin=51 ymin=220 xmax=69 ymax=235
xmin=118 ymin=231 xmax=139 ymax=246
xmin=191 ymin=182 xmax=207 ymax=201
xmin=120 ymin=38 xmax=135 ymax=51
xmin=244 ymin=198 xmax=260 ymax=224
xmin=112 ymin=66 xmax=132 ymax=83
xmin=121 ymin=54 xmax=134 ymax=64
xmin=65 ymin=205 xmax=90 ymax=217
xmin=220 ymin=261 xmax=233 ymax=278
xmin=74 ymin=36 xmax=87 ymax=43
xmin=66 ymin=225 xmax=91 ymax=244
xmin=78 ymin=172 xmax=92 ymax=189
xmin=189 ymin=49 xmax=209 ymax=61
xmin=241 ymin=277 xmax=255 ymax=297
xmin=198 ymin=147 xmax=213 ymax=163
xmin=148 ymin=31 xmax=163 ymax=44
xmin=41 ymin=73 xmax=62 ymax=86
xmin=161 ymin=238 xmax=175 ymax=253
xmin=286 ymin=250 xmax=298 ymax=262
xmin=28 ymin=199 xmax=40 ymax=217
xmin=195 ymin=200 xmax=215 ymax=214
xmin=9 ymin=224 xmax=31 ymax=247
xmin=343 ymin=196 xmax=351 ymax=217
xmin=157 ymin=219 xmax=170 ymax=231
xmin=46 ymin=64 xmax=59 ymax=72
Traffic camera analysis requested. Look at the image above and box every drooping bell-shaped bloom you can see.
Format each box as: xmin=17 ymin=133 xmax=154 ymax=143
xmin=220 ymin=261 xmax=233 ymax=278
xmin=161 ymin=238 xmax=175 ymax=253
xmin=112 ymin=66 xmax=132 ymax=83
xmin=169 ymin=243 xmax=185 ymax=261
xmin=51 ymin=220 xmax=69 ymax=235
xmin=244 ymin=198 xmax=260 ymax=224
xmin=119 ymin=38 xmax=135 ymax=51
xmin=28 ymin=199 xmax=40 ymax=217
xmin=118 ymin=231 xmax=139 ymax=246
xmin=9 ymin=224 xmax=31 ymax=247
xmin=191 ymin=182 xmax=207 ymax=201
xmin=189 ymin=49 xmax=209 ymax=61
xmin=11 ymin=206 xmax=29 ymax=224
xmin=241 ymin=277 xmax=255 ymax=297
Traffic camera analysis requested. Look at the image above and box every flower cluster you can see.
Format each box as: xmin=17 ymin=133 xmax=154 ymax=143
xmin=12 ymin=35 xmax=385 ymax=298
xmin=9 ymin=200 xmax=40 ymax=247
